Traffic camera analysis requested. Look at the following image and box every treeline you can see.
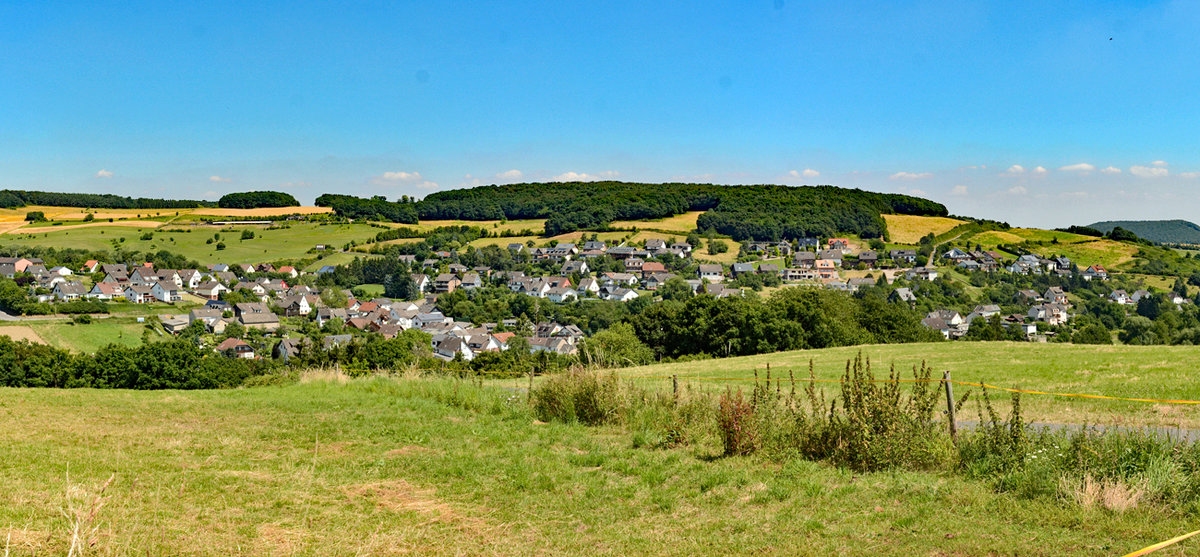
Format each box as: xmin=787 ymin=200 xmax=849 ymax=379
xmin=321 ymin=182 xmax=947 ymax=241
xmin=315 ymin=194 xmax=419 ymax=223
xmin=1089 ymin=219 xmax=1200 ymax=245
xmin=0 ymin=190 xmax=210 ymax=209
xmin=218 ymin=191 xmax=299 ymax=209
xmin=630 ymin=287 xmax=941 ymax=359
xmin=0 ymin=337 xmax=263 ymax=389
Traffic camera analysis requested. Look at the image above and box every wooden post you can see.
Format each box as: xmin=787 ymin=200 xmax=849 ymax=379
xmin=528 ymin=369 xmax=534 ymax=402
xmin=672 ymin=375 xmax=679 ymax=398
xmin=943 ymin=370 xmax=958 ymax=443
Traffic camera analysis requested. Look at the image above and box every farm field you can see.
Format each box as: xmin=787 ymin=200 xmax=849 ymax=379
xmin=395 ymin=218 xmax=547 ymax=235
xmin=618 ymin=342 xmax=1200 ymax=429
xmin=968 ymin=230 xmax=1138 ymax=267
xmin=0 ymin=222 xmax=381 ymax=265
xmin=881 ymin=214 xmax=965 ymax=244
xmin=1 ymin=375 xmax=1193 ymax=556
xmin=611 ymin=211 xmax=703 ymax=233
xmin=0 ymin=319 xmax=148 ymax=352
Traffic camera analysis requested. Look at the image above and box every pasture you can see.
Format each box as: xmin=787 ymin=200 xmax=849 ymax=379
xmin=0 ymin=222 xmax=381 ymax=265
xmin=618 ymin=342 xmax=1200 ymax=429
xmin=1 ymin=375 xmax=1194 ymax=556
xmin=881 ymin=214 xmax=965 ymax=244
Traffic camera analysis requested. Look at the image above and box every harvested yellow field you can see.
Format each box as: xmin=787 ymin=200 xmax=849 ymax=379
xmin=882 ymin=214 xmax=965 ymax=244
xmin=692 ymin=238 xmax=740 ymax=264
xmin=0 ymin=206 xmax=179 ymax=221
xmin=4 ymin=220 xmax=162 ymax=234
xmin=190 ymin=206 xmax=333 ymax=217
xmin=0 ymin=326 xmax=46 ymax=344
xmin=611 ymin=211 xmax=702 ymax=233
xmin=396 ymin=218 xmax=546 ymax=235
xmin=973 ymin=230 xmax=1026 ymax=246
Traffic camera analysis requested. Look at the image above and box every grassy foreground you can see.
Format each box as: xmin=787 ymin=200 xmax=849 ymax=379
xmin=1 ymin=375 xmax=1197 ymax=556
xmin=618 ymin=342 xmax=1200 ymax=430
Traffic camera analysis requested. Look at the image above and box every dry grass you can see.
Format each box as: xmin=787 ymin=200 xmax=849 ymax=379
xmin=882 ymin=214 xmax=966 ymax=244
xmin=611 ymin=211 xmax=703 ymax=233
xmin=0 ymin=326 xmax=47 ymax=344
xmin=1062 ymin=475 xmax=1145 ymax=512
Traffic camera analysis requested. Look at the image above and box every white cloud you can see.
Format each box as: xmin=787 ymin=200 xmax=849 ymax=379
xmin=789 ymin=168 xmax=820 ymax=179
xmin=1007 ymin=186 xmax=1028 ymax=195
xmin=415 ymin=181 xmax=440 ymax=189
xmin=496 ymin=169 xmax=523 ymax=180
xmin=1179 ymin=172 xmax=1200 ymax=179
xmin=889 ymin=171 xmax=932 ymax=181
xmin=1032 ymin=166 xmax=1048 ymax=176
xmin=372 ymin=171 xmax=426 ymax=186
xmin=1100 ymin=166 xmax=1122 ymax=175
xmin=1059 ymin=163 xmax=1095 ymax=173
xmin=552 ymin=170 xmax=620 ymax=182
xmin=209 ymin=175 xmax=232 ymax=183
xmin=1002 ymin=164 xmax=1025 ymax=176
xmin=962 ymin=165 xmax=987 ymax=170
xmin=1130 ymin=165 xmax=1169 ymax=178
xmin=95 ymin=169 xmax=114 ymax=178
xmin=950 ymin=185 xmax=968 ymax=196
xmin=1152 ymin=160 xmax=1169 ymax=167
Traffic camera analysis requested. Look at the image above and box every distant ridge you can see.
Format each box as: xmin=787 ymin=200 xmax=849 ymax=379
xmin=1088 ymin=219 xmax=1200 ymax=244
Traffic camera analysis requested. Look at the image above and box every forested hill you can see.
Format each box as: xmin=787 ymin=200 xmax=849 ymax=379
xmin=0 ymin=190 xmax=210 ymax=209
xmin=1088 ymin=219 xmax=1200 ymax=245
xmin=320 ymin=182 xmax=948 ymax=241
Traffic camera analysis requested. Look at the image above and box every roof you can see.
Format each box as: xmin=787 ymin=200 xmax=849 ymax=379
xmin=216 ymin=338 xmax=249 ymax=351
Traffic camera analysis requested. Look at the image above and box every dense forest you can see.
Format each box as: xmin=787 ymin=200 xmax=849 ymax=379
xmin=314 ymin=194 xmax=419 ymax=224
xmin=0 ymin=189 xmax=210 ymax=209
xmin=323 ymin=182 xmax=948 ymax=240
xmin=1088 ymin=220 xmax=1200 ymax=245
xmin=217 ymin=191 xmax=300 ymax=209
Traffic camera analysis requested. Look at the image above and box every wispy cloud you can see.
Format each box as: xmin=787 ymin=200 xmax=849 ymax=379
xmin=1031 ymin=166 xmax=1048 ymax=176
xmin=496 ymin=169 xmax=523 ymax=180
xmin=415 ymin=181 xmax=440 ymax=189
xmin=372 ymin=171 xmax=424 ymax=185
xmin=1059 ymin=163 xmax=1094 ymax=173
xmin=1152 ymin=160 xmax=1169 ymax=167
xmin=553 ymin=170 xmax=619 ymax=182
xmin=1179 ymin=172 xmax=1200 ymax=179
xmin=1130 ymin=165 xmax=1169 ymax=178
xmin=950 ymin=185 xmax=968 ymax=196
xmin=95 ymin=169 xmax=114 ymax=178
xmin=1001 ymin=164 xmax=1025 ymax=176
xmin=789 ymin=168 xmax=820 ymax=179
xmin=889 ymin=171 xmax=932 ymax=181
xmin=209 ymin=175 xmax=232 ymax=183
xmin=1006 ymin=185 xmax=1028 ymax=195
xmin=1100 ymin=166 xmax=1122 ymax=175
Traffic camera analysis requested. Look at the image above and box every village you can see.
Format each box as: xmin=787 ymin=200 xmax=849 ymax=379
xmin=0 ymin=230 xmax=1140 ymax=362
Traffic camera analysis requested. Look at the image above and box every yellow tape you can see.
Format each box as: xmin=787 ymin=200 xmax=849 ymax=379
xmin=1122 ymin=528 xmax=1200 ymax=556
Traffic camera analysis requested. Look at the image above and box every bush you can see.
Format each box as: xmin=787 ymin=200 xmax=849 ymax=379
xmin=24 ymin=211 xmax=46 ymax=222
xmin=717 ymin=388 xmax=758 ymax=456
xmin=241 ymin=230 xmax=255 ymax=240
xmin=531 ymin=370 xmax=622 ymax=426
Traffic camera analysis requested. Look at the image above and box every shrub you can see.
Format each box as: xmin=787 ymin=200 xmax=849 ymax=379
xmin=717 ymin=388 xmax=758 ymax=456
xmin=531 ymin=370 xmax=622 ymax=426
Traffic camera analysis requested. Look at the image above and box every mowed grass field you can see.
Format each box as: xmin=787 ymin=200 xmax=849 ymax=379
xmin=0 ymin=222 xmax=380 ymax=265
xmin=0 ymin=319 xmax=153 ymax=352
xmin=881 ymin=214 xmax=965 ymax=244
xmin=618 ymin=342 xmax=1200 ymax=429
xmin=2 ymin=375 xmax=1195 ymax=556
xmin=968 ymin=229 xmax=1139 ymax=267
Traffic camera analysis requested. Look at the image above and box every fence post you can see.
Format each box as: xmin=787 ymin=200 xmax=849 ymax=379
xmin=672 ymin=375 xmax=679 ymax=399
xmin=528 ymin=368 xmax=534 ymax=402
xmin=943 ymin=370 xmax=958 ymax=443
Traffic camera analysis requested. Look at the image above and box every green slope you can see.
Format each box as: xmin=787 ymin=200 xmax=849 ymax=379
xmin=1089 ymin=219 xmax=1200 ymax=244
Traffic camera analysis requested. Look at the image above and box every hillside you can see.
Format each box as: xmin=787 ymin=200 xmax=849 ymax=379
xmin=323 ymin=182 xmax=949 ymax=241
xmin=2 ymin=374 xmax=1195 ymax=555
xmin=1088 ymin=219 xmax=1200 ymax=245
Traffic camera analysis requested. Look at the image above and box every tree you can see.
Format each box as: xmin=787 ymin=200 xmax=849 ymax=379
xmin=1073 ymin=324 xmax=1112 ymax=345
xmin=708 ymin=240 xmax=729 ymax=255
xmin=659 ymin=276 xmax=693 ymax=302
xmin=24 ymin=211 xmax=46 ymax=222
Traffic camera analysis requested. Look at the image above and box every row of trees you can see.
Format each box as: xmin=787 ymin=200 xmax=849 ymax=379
xmin=0 ymin=189 xmax=209 ymax=209
xmin=217 ymin=191 xmax=299 ymax=209
xmin=314 ymin=194 xmax=419 ymax=223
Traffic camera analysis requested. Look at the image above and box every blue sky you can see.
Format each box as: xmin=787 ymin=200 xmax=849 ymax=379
xmin=2 ymin=1 xmax=1199 ymax=227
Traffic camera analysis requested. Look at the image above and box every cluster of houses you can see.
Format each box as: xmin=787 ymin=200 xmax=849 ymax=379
xmin=940 ymin=249 xmax=1110 ymax=281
